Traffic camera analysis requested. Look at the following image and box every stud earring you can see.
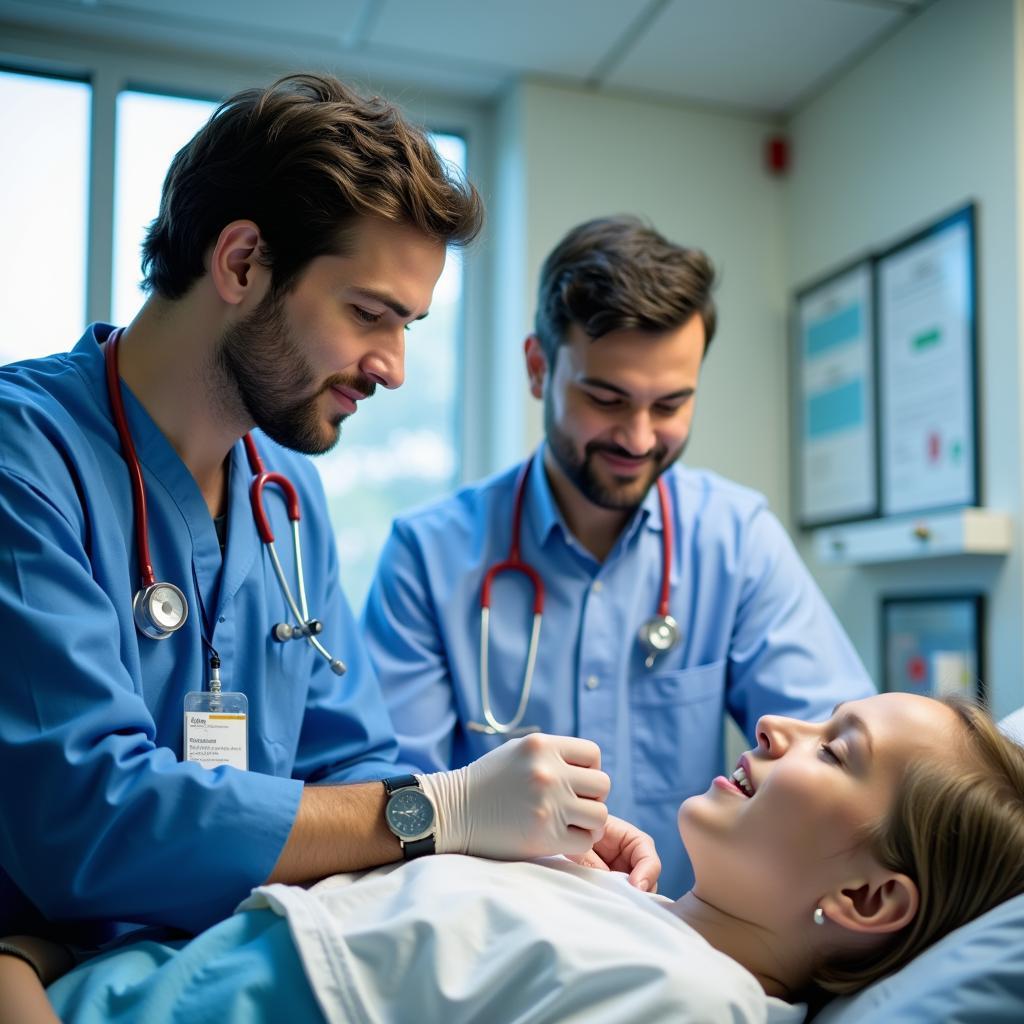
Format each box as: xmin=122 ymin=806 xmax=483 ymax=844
xmin=813 ymin=907 xmax=826 ymax=926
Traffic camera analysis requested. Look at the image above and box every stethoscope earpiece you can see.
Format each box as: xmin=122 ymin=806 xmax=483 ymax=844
xmin=132 ymin=582 xmax=189 ymax=640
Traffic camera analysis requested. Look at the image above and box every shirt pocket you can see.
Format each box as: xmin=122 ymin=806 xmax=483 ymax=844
xmin=629 ymin=659 xmax=726 ymax=803
xmin=259 ymin=638 xmax=316 ymax=766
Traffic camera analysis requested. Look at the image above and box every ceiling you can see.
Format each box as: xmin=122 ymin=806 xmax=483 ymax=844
xmin=0 ymin=0 xmax=933 ymax=116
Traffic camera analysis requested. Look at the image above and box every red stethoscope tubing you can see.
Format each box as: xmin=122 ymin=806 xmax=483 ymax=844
xmin=105 ymin=329 xmax=157 ymax=588
xmin=479 ymin=459 xmax=545 ymax=614
xmin=105 ymin=329 xmax=302 ymax=565
xmin=104 ymin=329 xmax=345 ymax=673
xmin=480 ymin=454 xmax=673 ymax=617
xmin=471 ymin=454 xmax=675 ymax=735
xmin=244 ymin=434 xmax=301 ymax=543
xmin=654 ymin=474 xmax=672 ymax=618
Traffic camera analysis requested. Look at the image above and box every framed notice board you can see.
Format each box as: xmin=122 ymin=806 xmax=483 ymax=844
xmin=877 ymin=204 xmax=978 ymax=516
xmin=882 ymin=593 xmax=984 ymax=700
xmin=793 ymin=258 xmax=878 ymax=528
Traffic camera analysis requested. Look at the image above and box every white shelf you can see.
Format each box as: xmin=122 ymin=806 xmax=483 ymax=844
xmin=812 ymin=508 xmax=1013 ymax=566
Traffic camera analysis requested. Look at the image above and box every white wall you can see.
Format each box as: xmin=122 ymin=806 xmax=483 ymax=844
xmin=492 ymin=0 xmax=1024 ymax=716
xmin=785 ymin=0 xmax=1024 ymax=715
xmin=12 ymin=6 xmax=1024 ymax=711
xmin=489 ymin=80 xmax=791 ymax=517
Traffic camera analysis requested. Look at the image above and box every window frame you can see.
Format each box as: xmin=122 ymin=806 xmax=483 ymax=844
xmin=0 ymin=22 xmax=494 ymax=483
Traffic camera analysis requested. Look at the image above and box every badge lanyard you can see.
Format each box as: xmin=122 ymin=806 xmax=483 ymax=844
xmin=182 ymin=570 xmax=249 ymax=771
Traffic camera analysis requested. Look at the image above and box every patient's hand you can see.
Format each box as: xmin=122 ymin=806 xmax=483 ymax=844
xmin=569 ymin=815 xmax=661 ymax=893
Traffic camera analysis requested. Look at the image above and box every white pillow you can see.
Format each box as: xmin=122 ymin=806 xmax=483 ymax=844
xmin=998 ymin=705 xmax=1024 ymax=745
xmin=815 ymin=892 xmax=1024 ymax=1023
xmin=817 ymin=706 xmax=1024 ymax=1023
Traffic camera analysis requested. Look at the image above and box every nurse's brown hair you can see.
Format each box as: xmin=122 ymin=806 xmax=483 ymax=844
xmin=533 ymin=216 xmax=717 ymax=360
xmin=817 ymin=698 xmax=1024 ymax=994
xmin=141 ymin=73 xmax=483 ymax=300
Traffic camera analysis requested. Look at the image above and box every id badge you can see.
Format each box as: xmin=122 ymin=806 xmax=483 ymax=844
xmin=183 ymin=691 xmax=248 ymax=770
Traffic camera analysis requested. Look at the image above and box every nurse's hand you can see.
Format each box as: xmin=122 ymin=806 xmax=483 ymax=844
xmin=420 ymin=733 xmax=610 ymax=860
xmin=568 ymin=815 xmax=661 ymax=893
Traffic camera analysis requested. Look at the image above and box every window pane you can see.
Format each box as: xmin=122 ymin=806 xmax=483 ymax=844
xmin=315 ymin=134 xmax=468 ymax=611
xmin=0 ymin=69 xmax=90 ymax=363
xmin=113 ymin=102 xmax=465 ymax=613
xmin=112 ymin=90 xmax=217 ymax=326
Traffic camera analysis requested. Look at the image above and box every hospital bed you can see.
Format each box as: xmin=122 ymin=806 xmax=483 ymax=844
xmin=47 ymin=707 xmax=1024 ymax=1023
xmin=52 ymin=871 xmax=1024 ymax=1024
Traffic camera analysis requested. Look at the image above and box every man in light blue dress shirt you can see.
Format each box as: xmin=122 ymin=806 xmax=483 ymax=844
xmin=363 ymin=216 xmax=875 ymax=897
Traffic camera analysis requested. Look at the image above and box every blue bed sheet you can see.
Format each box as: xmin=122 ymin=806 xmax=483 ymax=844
xmin=48 ymin=908 xmax=324 ymax=1024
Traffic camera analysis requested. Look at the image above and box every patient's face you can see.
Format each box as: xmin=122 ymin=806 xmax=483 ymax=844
xmin=678 ymin=693 xmax=962 ymax=923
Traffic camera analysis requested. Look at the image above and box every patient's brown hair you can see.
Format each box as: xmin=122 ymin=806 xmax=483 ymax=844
xmin=817 ymin=698 xmax=1024 ymax=994
xmin=142 ymin=73 xmax=483 ymax=300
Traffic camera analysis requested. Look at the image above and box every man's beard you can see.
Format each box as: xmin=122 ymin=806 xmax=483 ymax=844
xmin=214 ymin=291 xmax=375 ymax=456
xmin=544 ymin=395 xmax=683 ymax=511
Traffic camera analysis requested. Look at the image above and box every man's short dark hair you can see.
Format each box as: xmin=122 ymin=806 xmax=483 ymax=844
xmin=534 ymin=216 xmax=717 ymax=360
xmin=141 ymin=73 xmax=484 ymax=299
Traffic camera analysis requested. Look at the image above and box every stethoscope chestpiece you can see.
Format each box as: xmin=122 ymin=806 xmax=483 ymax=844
xmin=132 ymin=582 xmax=189 ymax=640
xmin=638 ymin=614 xmax=680 ymax=670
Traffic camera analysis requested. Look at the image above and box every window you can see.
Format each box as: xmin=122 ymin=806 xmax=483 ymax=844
xmin=112 ymin=90 xmax=217 ymax=324
xmin=110 ymin=102 xmax=468 ymax=611
xmin=1 ymin=46 xmax=474 ymax=614
xmin=315 ymin=134 xmax=468 ymax=611
xmin=0 ymin=68 xmax=90 ymax=364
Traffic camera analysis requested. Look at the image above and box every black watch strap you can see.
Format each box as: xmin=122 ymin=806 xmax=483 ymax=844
xmin=382 ymin=774 xmax=419 ymax=795
xmin=0 ymin=942 xmax=43 ymax=983
xmin=403 ymin=835 xmax=435 ymax=860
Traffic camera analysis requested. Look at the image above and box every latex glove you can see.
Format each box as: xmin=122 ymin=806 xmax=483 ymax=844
xmin=567 ymin=815 xmax=661 ymax=893
xmin=420 ymin=733 xmax=610 ymax=859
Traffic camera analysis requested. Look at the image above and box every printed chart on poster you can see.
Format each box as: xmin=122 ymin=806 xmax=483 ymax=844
xmin=882 ymin=595 xmax=983 ymax=700
xmin=877 ymin=206 xmax=977 ymax=516
xmin=794 ymin=260 xmax=877 ymax=527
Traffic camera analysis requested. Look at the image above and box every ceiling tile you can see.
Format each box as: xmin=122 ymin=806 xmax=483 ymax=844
xmin=604 ymin=0 xmax=905 ymax=113
xmin=3 ymin=0 xmax=930 ymax=111
xmin=99 ymin=0 xmax=366 ymax=43
xmin=365 ymin=0 xmax=651 ymax=79
xmin=1 ymin=0 xmax=504 ymax=98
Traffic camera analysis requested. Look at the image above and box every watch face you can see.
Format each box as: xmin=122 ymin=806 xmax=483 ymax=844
xmin=385 ymin=788 xmax=435 ymax=840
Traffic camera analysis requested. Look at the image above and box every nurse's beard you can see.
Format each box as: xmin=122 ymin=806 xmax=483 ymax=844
xmin=544 ymin=399 xmax=682 ymax=511
xmin=215 ymin=293 xmax=364 ymax=456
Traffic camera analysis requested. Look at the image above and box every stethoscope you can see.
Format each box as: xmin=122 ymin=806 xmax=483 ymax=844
xmin=104 ymin=328 xmax=346 ymax=675
xmin=467 ymin=454 xmax=680 ymax=737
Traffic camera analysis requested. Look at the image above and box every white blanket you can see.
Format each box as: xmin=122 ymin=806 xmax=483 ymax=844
xmin=242 ymin=855 xmax=804 ymax=1024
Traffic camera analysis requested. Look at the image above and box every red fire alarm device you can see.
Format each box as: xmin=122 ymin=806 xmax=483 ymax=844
xmin=765 ymin=135 xmax=790 ymax=176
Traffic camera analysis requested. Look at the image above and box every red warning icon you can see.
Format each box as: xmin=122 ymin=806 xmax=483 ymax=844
xmin=905 ymin=654 xmax=927 ymax=686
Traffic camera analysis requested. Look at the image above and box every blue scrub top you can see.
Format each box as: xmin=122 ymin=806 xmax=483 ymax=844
xmin=0 ymin=324 xmax=407 ymax=944
xmin=363 ymin=449 xmax=875 ymax=897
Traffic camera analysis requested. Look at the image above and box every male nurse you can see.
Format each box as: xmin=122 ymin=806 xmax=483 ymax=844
xmin=0 ymin=80 xmax=657 ymax=954
xmin=363 ymin=215 xmax=875 ymax=897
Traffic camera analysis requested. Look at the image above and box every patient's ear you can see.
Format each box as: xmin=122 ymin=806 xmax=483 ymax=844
xmin=821 ymin=872 xmax=919 ymax=934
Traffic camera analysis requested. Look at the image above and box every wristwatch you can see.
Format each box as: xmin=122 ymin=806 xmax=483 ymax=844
xmin=382 ymin=774 xmax=436 ymax=860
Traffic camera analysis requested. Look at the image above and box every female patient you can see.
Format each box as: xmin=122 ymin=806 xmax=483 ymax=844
xmin=6 ymin=691 xmax=1024 ymax=1023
